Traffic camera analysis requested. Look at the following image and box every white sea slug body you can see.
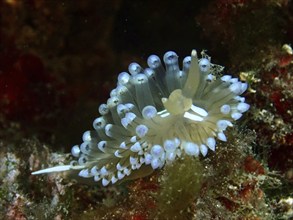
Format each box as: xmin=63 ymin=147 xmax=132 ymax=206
xmin=32 ymin=50 xmax=250 ymax=186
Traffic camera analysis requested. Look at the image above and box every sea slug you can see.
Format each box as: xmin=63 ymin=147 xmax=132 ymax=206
xmin=32 ymin=50 xmax=250 ymax=186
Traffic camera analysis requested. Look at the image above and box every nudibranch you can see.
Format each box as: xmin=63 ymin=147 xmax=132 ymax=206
xmin=32 ymin=50 xmax=250 ymax=186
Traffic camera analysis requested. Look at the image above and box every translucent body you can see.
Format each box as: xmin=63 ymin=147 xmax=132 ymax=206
xmin=32 ymin=50 xmax=250 ymax=186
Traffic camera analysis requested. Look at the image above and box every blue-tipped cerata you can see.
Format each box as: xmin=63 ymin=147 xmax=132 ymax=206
xmin=32 ymin=50 xmax=250 ymax=186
